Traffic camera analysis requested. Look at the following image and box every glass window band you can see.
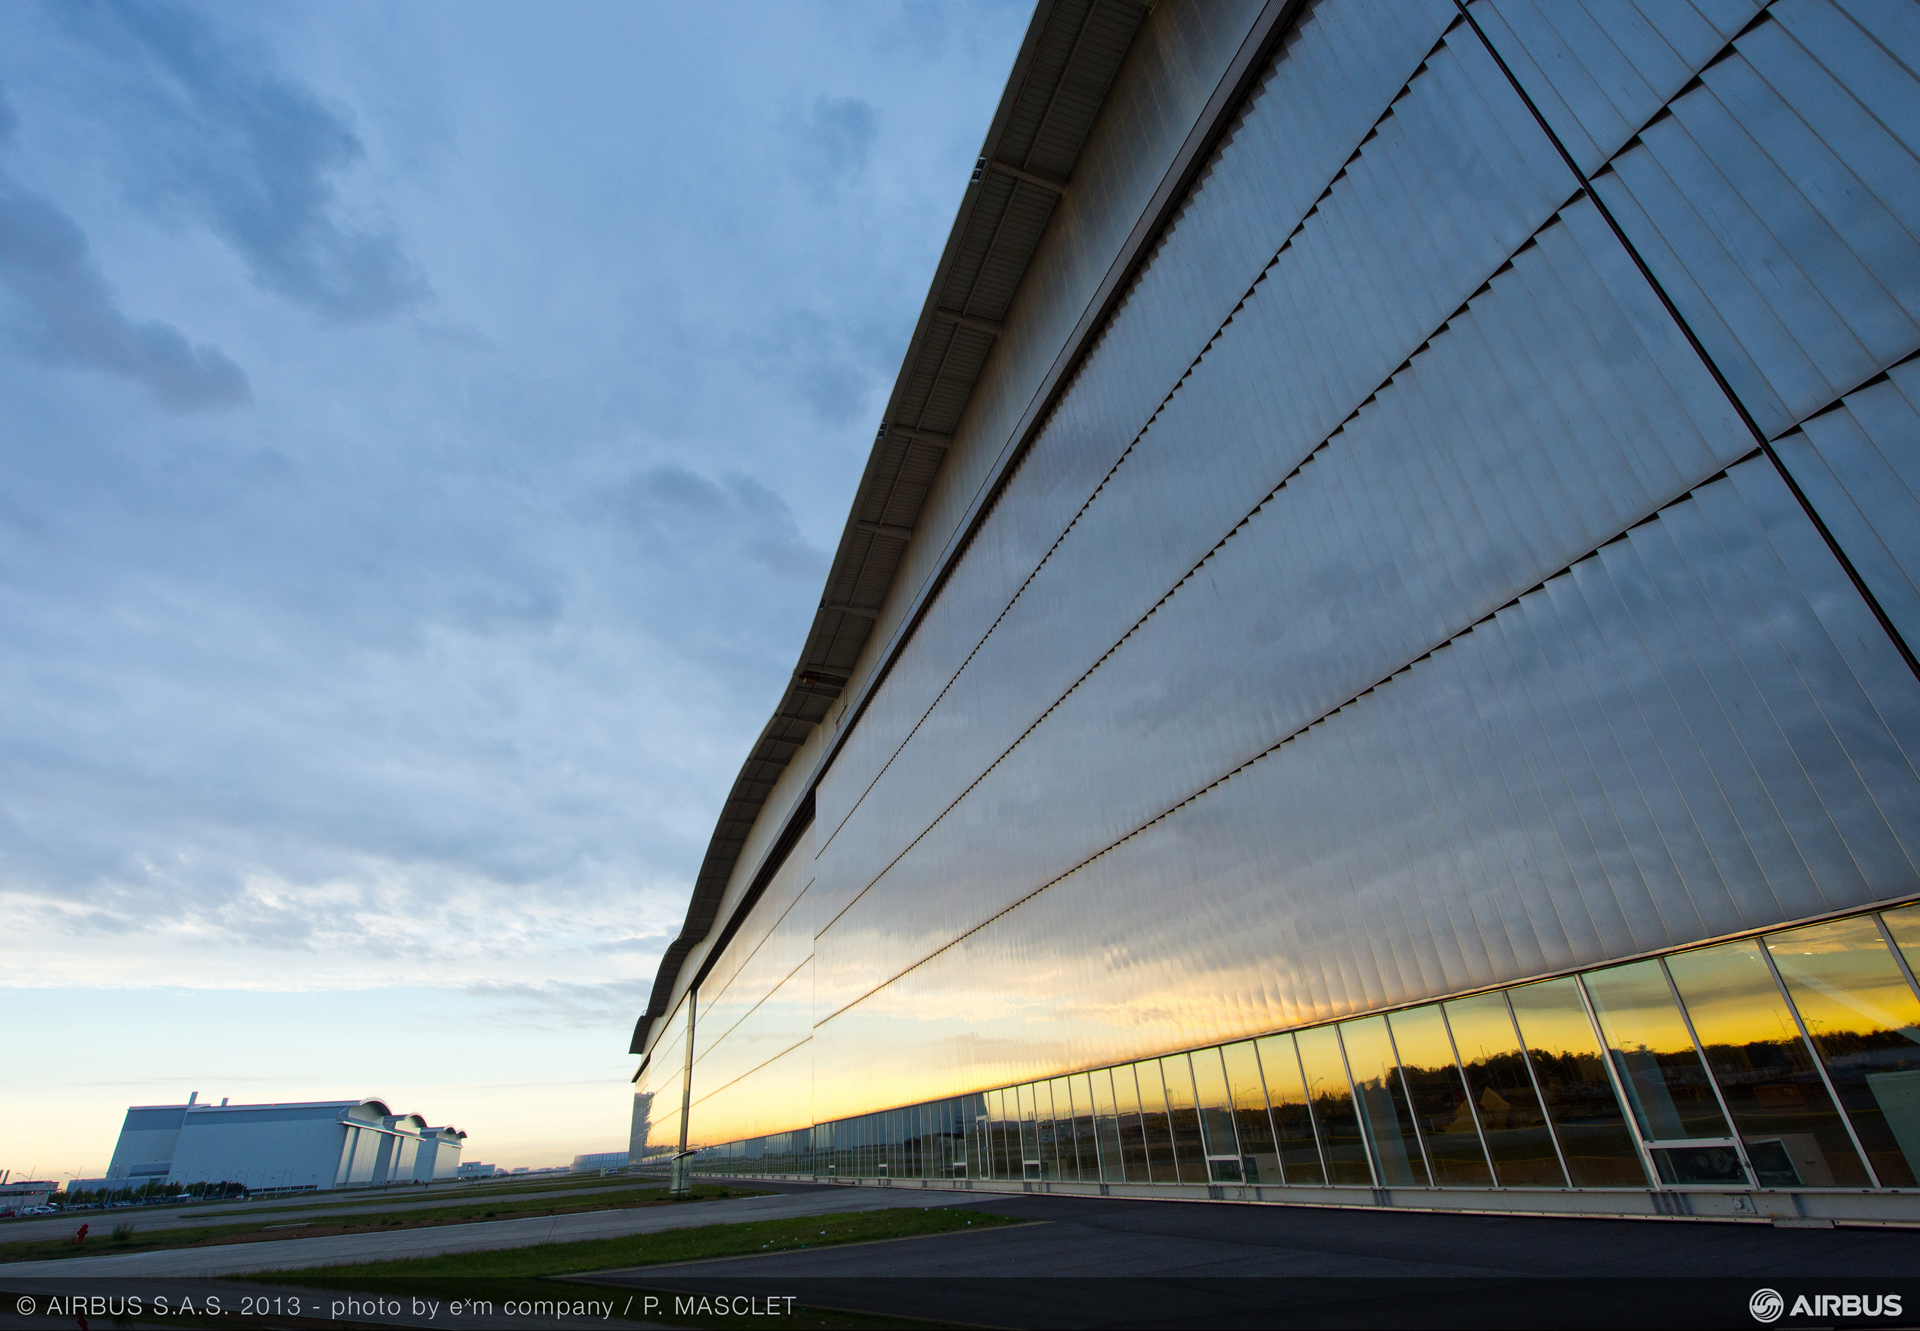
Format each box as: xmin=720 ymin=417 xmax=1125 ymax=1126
xmin=684 ymin=903 xmax=1920 ymax=1196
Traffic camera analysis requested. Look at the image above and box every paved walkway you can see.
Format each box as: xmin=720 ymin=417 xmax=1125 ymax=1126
xmin=0 ymin=1183 xmax=968 ymax=1278
xmin=587 ymin=1191 xmax=1920 ymax=1330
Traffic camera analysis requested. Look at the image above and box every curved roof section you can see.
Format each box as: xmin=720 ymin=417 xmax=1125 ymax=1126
xmin=631 ymin=0 xmax=1152 ymax=1054
xmin=632 ymin=0 xmax=1301 ymax=1057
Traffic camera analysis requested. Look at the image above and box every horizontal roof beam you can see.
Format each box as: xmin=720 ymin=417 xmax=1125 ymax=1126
xmin=984 ymin=158 xmax=1069 ymax=194
xmin=855 ymin=519 xmax=915 ymax=540
xmin=883 ymin=424 xmax=952 ymax=449
xmin=935 ymin=307 xmax=1005 ymax=337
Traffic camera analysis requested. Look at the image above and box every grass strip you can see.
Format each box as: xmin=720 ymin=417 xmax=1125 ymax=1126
xmin=254 ymin=1205 xmax=1010 ymax=1282
xmin=244 ymin=1208 xmax=1011 ymax=1330
xmin=93 ymin=1174 xmax=666 ymax=1221
xmin=0 ymin=1185 xmax=759 ymax=1265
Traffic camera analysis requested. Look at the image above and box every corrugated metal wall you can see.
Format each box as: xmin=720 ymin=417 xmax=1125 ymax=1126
xmin=645 ymin=0 xmax=1920 ymax=1153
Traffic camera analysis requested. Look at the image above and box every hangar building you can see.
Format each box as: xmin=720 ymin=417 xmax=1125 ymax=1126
xmin=634 ymin=0 xmax=1920 ymax=1224
xmin=89 ymin=1094 xmax=465 ymax=1193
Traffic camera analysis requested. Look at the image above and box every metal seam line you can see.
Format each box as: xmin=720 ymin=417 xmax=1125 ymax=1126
xmin=1452 ymin=0 xmax=1920 ymax=685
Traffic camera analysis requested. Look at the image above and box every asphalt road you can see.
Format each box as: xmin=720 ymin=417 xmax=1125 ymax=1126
xmin=0 ymin=1182 xmax=969 ymax=1278
xmin=584 ymin=1191 xmax=1920 ymax=1330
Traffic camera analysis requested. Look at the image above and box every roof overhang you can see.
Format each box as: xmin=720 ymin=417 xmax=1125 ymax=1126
xmin=632 ymin=0 xmax=1301 ymax=1056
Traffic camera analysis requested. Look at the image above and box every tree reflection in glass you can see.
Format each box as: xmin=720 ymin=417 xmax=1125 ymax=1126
xmin=1255 ymin=1033 xmax=1325 ymax=1186
xmin=1296 ymin=1025 xmax=1372 ymax=1185
xmin=1767 ymin=916 xmax=1920 ymax=1187
xmin=1666 ymin=939 xmax=1868 ymax=1187
xmin=1443 ymin=991 xmax=1566 ymax=1186
xmin=1582 ymin=961 xmax=1734 ymax=1142
xmin=1507 ymin=978 xmax=1646 ymax=1186
xmin=1386 ymin=1004 xmax=1493 ymax=1187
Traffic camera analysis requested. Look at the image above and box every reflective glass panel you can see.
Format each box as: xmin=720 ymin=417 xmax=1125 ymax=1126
xmin=1340 ymin=1016 xmax=1429 ymax=1188
xmin=1191 ymin=1047 xmax=1242 ymax=1180
xmin=1387 ymin=1004 xmax=1493 ymax=1188
xmin=1016 ymin=1085 xmax=1040 ymax=1176
xmin=987 ymin=1089 xmax=1013 ymax=1180
xmin=1296 ymin=1025 xmax=1371 ymax=1185
xmin=1111 ymin=1062 xmax=1158 ymax=1183
xmin=1134 ymin=1060 xmax=1179 ymax=1183
xmin=1768 ymin=916 xmax=1920 ymax=1187
xmin=1089 ymin=1068 xmax=1124 ymax=1184
xmin=1160 ymin=1054 xmax=1207 ymax=1184
xmin=1507 ymin=979 xmax=1646 ymax=1187
xmin=1445 ymin=991 xmax=1566 ymax=1187
xmin=1881 ymin=905 xmax=1920 ymax=988
xmin=1042 ymin=1079 xmax=1070 ymax=1180
xmin=1223 ymin=1041 xmax=1280 ymax=1183
xmin=1068 ymin=1073 xmax=1100 ymax=1183
xmin=1666 ymin=940 xmax=1868 ymax=1187
xmin=1255 ymin=1033 xmax=1324 ymax=1186
xmin=1582 ymin=961 xmax=1736 ymax=1144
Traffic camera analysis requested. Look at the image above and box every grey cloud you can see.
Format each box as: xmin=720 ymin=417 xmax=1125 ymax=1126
xmin=0 ymin=175 xmax=250 ymax=411
xmin=612 ymin=464 xmax=827 ymax=582
xmin=462 ymin=979 xmax=653 ymax=1031
xmin=787 ymin=94 xmax=877 ymax=196
xmin=622 ymin=464 xmax=732 ymax=523
xmin=0 ymin=0 xmax=1026 ymax=1015
xmin=869 ymin=4 xmax=952 ymax=61
xmin=729 ymin=474 xmax=831 ymax=580
xmin=57 ymin=907 xmax=140 ymax=937
xmin=741 ymin=306 xmax=879 ymax=426
xmin=63 ymin=0 xmax=427 ymax=323
xmin=586 ymin=934 xmax=673 ymax=956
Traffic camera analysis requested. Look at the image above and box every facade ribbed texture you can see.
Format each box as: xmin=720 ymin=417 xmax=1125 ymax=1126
xmin=638 ymin=0 xmax=1920 ymax=1219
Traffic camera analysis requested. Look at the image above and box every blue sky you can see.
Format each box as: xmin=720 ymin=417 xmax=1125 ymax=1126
xmin=0 ymin=0 xmax=1023 ymax=1176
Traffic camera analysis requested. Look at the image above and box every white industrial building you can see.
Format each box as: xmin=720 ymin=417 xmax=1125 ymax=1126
xmin=570 ymin=1152 xmax=627 ymax=1174
xmin=83 ymin=1094 xmax=465 ymax=1193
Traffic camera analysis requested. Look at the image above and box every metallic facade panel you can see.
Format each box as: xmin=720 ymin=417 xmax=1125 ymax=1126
xmin=802 ymin=461 xmax=1920 ymax=1116
xmin=809 ymin=194 xmax=1750 ymax=1029
xmin=813 ymin=20 xmax=1582 ymax=965
xmin=1592 ymin=0 xmax=1920 ymax=437
xmin=655 ymin=0 xmax=1920 ymax=1215
xmin=1469 ymin=0 xmax=1765 ymax=175
xmin=689 ymin=822 xmax=813 ymax=1027
xmin=1772 ymin=356 xmax=1920 ymax=651
xmin=815 ymin=0 xmax=1454 ymax=853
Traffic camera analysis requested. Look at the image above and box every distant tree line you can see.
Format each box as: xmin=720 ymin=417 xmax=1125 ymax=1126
xmin=60 ymin=1180 xmax=249 ymax=1206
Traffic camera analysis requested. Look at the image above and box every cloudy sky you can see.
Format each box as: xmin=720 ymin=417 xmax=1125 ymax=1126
xmin=0 ymin=0 xmax=1022 ymax=1178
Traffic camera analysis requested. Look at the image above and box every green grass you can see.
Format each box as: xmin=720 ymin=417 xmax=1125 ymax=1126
xmin=245 ymin=1208 xmax=1013 ymax=1330
xmin=258 ymin=1205 xmax=1012 ymax=1282
xmin=0 ymin=1184 xmax=758 ymax=1265
xmin=0 ymin=1179 xmax=638 ymax=1234
xmin=196 ymin=1174 xmax=663 ymax=1217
